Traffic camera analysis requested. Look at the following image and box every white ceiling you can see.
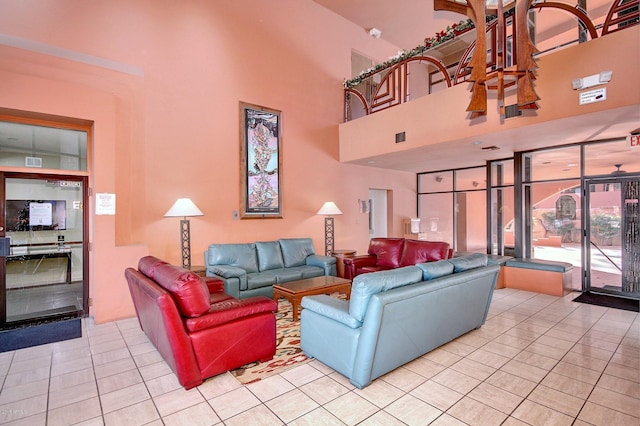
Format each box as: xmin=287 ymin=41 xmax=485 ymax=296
xmin=312 ymin=0 xmax=467 ymax=48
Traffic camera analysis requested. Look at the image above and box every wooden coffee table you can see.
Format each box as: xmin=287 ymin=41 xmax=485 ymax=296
xmin=272 ymin=275 xmax=351 ymax=321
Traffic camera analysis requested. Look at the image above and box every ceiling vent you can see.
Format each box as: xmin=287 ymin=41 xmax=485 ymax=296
xmin=25 ymin=156 xmax=43 ymax=168
xmin=505 ymin=104 xmax=523 ymax=118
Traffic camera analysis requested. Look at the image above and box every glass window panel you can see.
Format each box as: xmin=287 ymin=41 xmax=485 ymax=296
xmin=5 ymin=177 xmax=85 ymax=323
xmin=492 ymin=187 xmax=515 ymax=255
xmin=456 ymin=190 xmax=487 ymax=252
xmin=0 ymin=121 xmax=87 ymax=171
xmin=585 ymin=139 xmax=640 ymax=176
xmin=530 ymin=180 xmax=582 ymax=269
xmin=419 ymin=171 xmax=453 ymax=193
xmin=491 ymin=160 xmax=514 ymax=186
xmin=455 ymin=167 xmax=486 ymax=191
xmin=418 ymin=193 xmax=453 ymax=246
xmin=528 ymin=146 xmax=580 ymax=182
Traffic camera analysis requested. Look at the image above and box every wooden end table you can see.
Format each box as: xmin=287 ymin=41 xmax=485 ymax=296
xmin=272 ymin=275 xmax=351 ymax=321
xmin=187 ymin=265 xmax=207 ymax=278
xmin=332 ymin=249 xmax=356 ymax=278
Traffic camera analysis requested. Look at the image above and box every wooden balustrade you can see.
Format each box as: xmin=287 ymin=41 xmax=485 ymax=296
xmin=344 ymin=0 xmax=638 ymax=122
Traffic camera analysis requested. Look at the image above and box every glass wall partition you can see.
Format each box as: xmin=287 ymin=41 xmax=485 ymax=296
xmin=520 ymin=146 xmax=582 ymax=290
xmin=583 ymin=139 xmax=640 ymax=298
xmin=489 ymin=160 xmax=514 ymax=256
xmin=3 ymin=175 xmax=87 ymax=324
xmin=518 ymin=139 xmax=640 ymax=295
xmin=417 ymin=167 xmax=487 ymax=252
xmin=0 ymin=114 xmax=90 ymax=327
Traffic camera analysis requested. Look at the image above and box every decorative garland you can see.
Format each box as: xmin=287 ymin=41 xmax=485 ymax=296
xmin=344 ymin=13 xmax=511 ymax=89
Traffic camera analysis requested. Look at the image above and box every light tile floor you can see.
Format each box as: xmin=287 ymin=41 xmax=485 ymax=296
xmin=0 ymin=288 xmax=638 ymax=425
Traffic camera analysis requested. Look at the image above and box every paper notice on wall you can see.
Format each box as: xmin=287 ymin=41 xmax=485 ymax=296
xmin=30 ymin=202 xmax=52 ymax=226
xmin=96 ymin=193 xmax=116 ymax=215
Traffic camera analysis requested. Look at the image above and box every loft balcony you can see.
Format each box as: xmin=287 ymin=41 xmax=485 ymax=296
xmin=339 ymin=0 xmax=639 ymax=172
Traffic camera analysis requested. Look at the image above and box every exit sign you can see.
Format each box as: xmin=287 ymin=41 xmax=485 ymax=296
xmin=628 ymin=134 xmax=640 ymax=149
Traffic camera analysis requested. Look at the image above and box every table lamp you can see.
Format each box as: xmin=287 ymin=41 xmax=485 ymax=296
xmin=164 ymin=198 xmax=204 ymax=269
xmin=317 ymin=201 xmax=342 ymax=256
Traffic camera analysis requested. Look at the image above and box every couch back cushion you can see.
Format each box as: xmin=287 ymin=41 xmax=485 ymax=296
xmin=256 ymin=241 xmax=284 ymax=271
xmin=138 ymin=256 xmax=168 ymax=279
xmin=207 ymin=243 xmax=258 ymax=273
xmin=416 ymin=259 xmax=454 ymax=280
xmin=279 ymin=238 xmax=315 ymax=267
xmin=349 ymin=266 xmax=423 ymax=322
xmin=448 ymin=253 xmax=488 ymax=272
xmin=153 ymin=263 xmax=211 ymax=318
xmin=367 ymin=238 xmax=405 ymax=268
xmin=400 ymin=240 xmax=451 ymax=266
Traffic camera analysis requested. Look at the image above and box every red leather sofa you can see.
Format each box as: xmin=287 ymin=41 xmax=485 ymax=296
xmin=124 ymin=256 xmax=277 ymax=389
xmin=343 ymin=238 xmax=453 ymax=280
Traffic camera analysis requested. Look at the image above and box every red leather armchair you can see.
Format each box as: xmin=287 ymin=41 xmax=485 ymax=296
xmin=125 ymin=256 xmax=277 ymax=389
xmin=343 ymin=238 xmax=452 ymax=280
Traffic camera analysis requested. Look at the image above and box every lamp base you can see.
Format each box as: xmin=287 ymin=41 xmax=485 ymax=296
xmin=180 ymin=219 xmax=191 ymax=269
xmin=324 ymin=216 xmax=335 ymax=256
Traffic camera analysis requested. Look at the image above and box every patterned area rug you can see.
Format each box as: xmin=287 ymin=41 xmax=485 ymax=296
xmin=230 ymin=298 xmax=309 ymax=384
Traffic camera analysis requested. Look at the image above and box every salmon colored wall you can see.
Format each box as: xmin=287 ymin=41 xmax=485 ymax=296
xmin=0 ymin=0 xmax=418 ymax=323
xmin=339 ymin=26 xmax=640 ymax=164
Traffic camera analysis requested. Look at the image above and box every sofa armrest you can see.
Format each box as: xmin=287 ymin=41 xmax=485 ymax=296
xmin=209 ymin=265 xmax=246 ymax=279
xmin=306 ymin=254 xmax=337 ymax=275
xmin=343 ymin=255 xmax=377 ymax=280
xmin=207 ymin=265 xmax=247 ymax=297
xmin=185 ymin=296 xmax=277 ymax=333
xmin=300 ymin=295 xmax=361 ymax=328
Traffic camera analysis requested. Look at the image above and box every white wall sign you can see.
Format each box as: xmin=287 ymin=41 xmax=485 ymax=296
xmin=96 ymin=193 xmax=116 ymax=215
xmin=579 ymin=88 xmax=606 ymax=105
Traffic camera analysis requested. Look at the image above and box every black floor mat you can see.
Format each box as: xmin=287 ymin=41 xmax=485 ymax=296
xmin=572 ymin=292 xmax=639 ymax=312
xmin=0 ymin=317 xmax=81 ymax=352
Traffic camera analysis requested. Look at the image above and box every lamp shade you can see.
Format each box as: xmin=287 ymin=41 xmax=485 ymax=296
xmin=316 ymin=201 xmax=342 ymax=216
xmin=164 ymin=198 xmax=204 ymax=218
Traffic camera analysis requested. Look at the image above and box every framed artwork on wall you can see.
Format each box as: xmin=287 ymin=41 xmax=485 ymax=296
xmin=239 ymin=102 xmax=283 ymax=219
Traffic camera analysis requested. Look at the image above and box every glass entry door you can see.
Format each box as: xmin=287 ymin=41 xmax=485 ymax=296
xmin=585 ymin=176 xmax=640 ymax=298
xmin=1 ymin=174 xmax=87 ymax=325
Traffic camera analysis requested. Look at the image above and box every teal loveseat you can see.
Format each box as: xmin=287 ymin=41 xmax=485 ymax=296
xmin=300 ymin=253 xmax=498 ymax=388
xmin=205 ymin=238 xmax=336 ymax=299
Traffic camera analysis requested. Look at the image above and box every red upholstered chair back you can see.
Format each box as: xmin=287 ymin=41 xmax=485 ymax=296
xmin=367 ymin=238 xmax=405 ymax=268
xmin=152 ymin=264 xmax=211 ymax=318
xmin=400 ymin=239 xmax=451 ymax=266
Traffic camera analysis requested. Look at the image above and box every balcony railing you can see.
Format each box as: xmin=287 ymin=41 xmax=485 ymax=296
xmin=344 ymin=0 xmax=638 ymax=122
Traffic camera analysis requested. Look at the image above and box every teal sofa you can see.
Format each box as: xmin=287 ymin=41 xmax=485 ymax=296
xmin=205 ymin=238 xmax=336 ymax=299
xmin=300 ymin=253 xmax=499 ymax=388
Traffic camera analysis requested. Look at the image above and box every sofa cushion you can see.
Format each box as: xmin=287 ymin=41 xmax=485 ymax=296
xmin=368 ymin=238 xmax=405 ymax=268
xmin=295 ymin=265 xmax=325 ymax=279
xmin=184 ymin=296 xmax=277 ymax=333
xmin=153 ymin=264 xmax=211 ymax=318
xmin=279 ymin=238 xmax=315 ymax=267
xmin=256 ymin=241 xmax=284 ymax=271
xmin=207 ymin=243 xmax=258 ymax=273
xmin=448 ymin=253 xmax=488 ymax=272
xmin=273 ymin=268 xmax=304 ymax=283
xmin=417 ymin=259 xmax=454 ymax=280
xmin=349 ymin=266 xmax=423 ymax=322
xmin=400 ymin=240 xmax=451 ymax=266
xmin=247 ymin=271 xmax=278 ymax=290
xmin=138 ymin=256 xmax=168 ymax=279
